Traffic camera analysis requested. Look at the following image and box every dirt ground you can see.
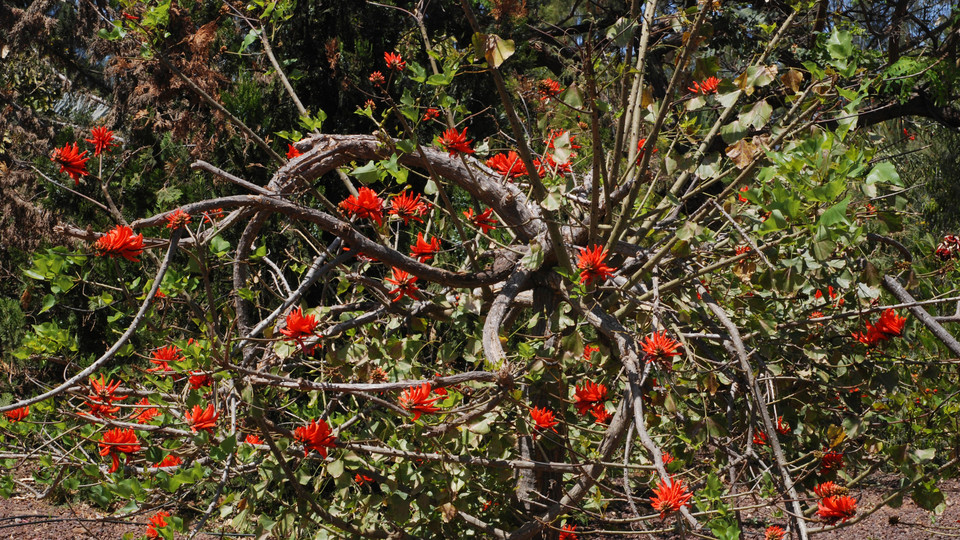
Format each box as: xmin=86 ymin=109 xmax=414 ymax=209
xmin=1 ymin=480 xmax=959 ymax=539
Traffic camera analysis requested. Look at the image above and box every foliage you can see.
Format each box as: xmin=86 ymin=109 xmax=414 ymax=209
xmin=2 ymin=1 xmax=960 ymax=539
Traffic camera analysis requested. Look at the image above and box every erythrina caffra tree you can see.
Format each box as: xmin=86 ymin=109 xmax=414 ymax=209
xmin=3 ymin=1 xmax=960 ymax=539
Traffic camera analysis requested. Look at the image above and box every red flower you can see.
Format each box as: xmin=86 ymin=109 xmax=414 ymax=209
xmin=189 ymin=371 xmax=213 ymax=390
xmin=146 ymin=510 xmax=170 ymax=539
xmin=486 ymin=151 xmax=529 ymax=179
xmin=410 ymin=232 xmax=441 ymax=262
xmin=776 ymin=416 xmax=790 ymax=435
xmin=650 ymin=476 xmax=693 ymax=519
xmin=530 ymin=406 xmax=559 ymax=433
xmin=389 ymin=191 xmax=428 ymax=225
xmin=51 ymin=142 xmax=90 ymax=184
xmin=4 ymin=407 xmax=29 ymax=423
xmin=185 ymin=403 xmax=218 ymax=433
xmin=546 ymin=130 xmax=581 ymax=150
xmin=399 ymin=383 xmax=441 ymax=421
xmin=438 ymin=127 xmax=475 ymax=156
xmin=765 ymin=525 xmax=786 ymax=540
xmin=132 ymin=398 xmax=160 ymax=424
xmin=385 ymin=268 xmax=421 ymax=302
xmin=662 ymin=452 xmax=675 ymax=465
xmin=423 ymin=108 xmax=440 ymax=121
xmin=816 ymin=495 xmax=857 ymax=524
xmin=463 ymin=207 xmax=497 ymax=234
xmin=752 ymin=430 xmax=768 ymax=446
xmin=814 ymin=481 xmax=847 ymax=498
xmin=874 ymin=309 xmax=906 ymax=337
xmin=558 ymin=524 xmax=578 ymax=540
xmin=583 ymin=345 xmax=600 ymax=362
xmin=279 ymin=307 xmax=318 ymax=341
xmin=573 ymin=380 xmax=608 ymax=417
xmin=538 ymin=78 xmax=563 ymax=101
xmin=809 ymin=311 xmax=824 ymax=320
xmin=820 ymin=450 xmax=844 ymax=475
xmin=903 ymin=128 xmax=915 ymax=141
xmin=735 ymin=245 xmax=751 ymax=255
xmin=148 ymin=345 xmax=183 ymax=373
xmin=369 ymin=71 xmax=385 ymax=86
xmin=84 ymin=374 xmax=127 ymax=419
xmin=85 ymin=127 xmax=117 ymax=156
xmin=535 ymin=153 xmax=572 ymax=175
xmin=384 ymin=51 xmax=406 ymax=71
xmin=294 ymin=418 xmax=336 ymax=458
xmin=589 ymin=406 xmax=612 ymax=424
xmin=689 ymin=76 xmax=720 ymax=94
xmin=202 ymin=208 xmax=224 ymax=224
xmin=152 ymin=454 xmax=182 ymax=468
xmin=636 ymin=137 xmax=658 ymax=164
xmin=340 ymin=187 xmax=385 ymax=225
xmin=165 ymin=209 xmax=191 ymax=230
xmin=122 ymin=12 xmax=139 ymax=21
xmin=244 ymin=434 xmax=263 ymax=445
xmin=94 ymin=225 xmax=144 ymax=262
xmin=640 ymin=332 xmax=682 ymax=367
xmin=355 ymin=473 xmax=375 ymax=485
xmin=286 ymin=143 xmax=302 ymax=159
xmin=577 ymin=245 xmax=615 ymax=285
xmin=99 ymin=428 xmax=140 ymax=473
xmin=737 ymin=185 xmax=749 ymax=203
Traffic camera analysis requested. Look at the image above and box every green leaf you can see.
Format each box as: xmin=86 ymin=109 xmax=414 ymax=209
xmin=605 ymin=17 xmax=638 ymax=47
xmin=865 ymin=162 xmax=902 ymax=187
xmin=327 ymin=459 xmax=344 ymax=478
xmin=826 ymin=29 xmax=853 ymax=64
xmin=39 ymin=294 xmax=55 ymax=314
xmin=350 ymin=160 xmax=380 ymax=184
xmin=818 ymin=196 xmax=850 ymax=228
xmin=239 ymin=29 xmax=262 ymax=54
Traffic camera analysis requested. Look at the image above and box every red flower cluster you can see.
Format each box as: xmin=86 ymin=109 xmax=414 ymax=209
xmin=650 ymin=476 xmax=693 ymax=519
xmin=286 ymin=143 xmax=302 ymax=159
xmin=185 ymin=403 xmax=218 ymax=433
xmin=389 ymin=191 xmax=428 ymax=225
xmin=132 ymin=398 xmax=160 ymax=424
xmin=153 ymin=454 xmax=182 ymax=468
xmin=399 ymin=383 xmax=441 ymax=421
xmin=4 ymin=407 xmax=29 ymax=423
xmin=583 ymin=345 xmax=600 ymax=362
xmin=384 ymin=51 xmax=405 ymax=71
xmin=99 ymin=428 xmax=140 ymax=473
xmin=640 ymin=332 xmax=682 ymax=368
xmin=369 ymin=71 xmax=385 ymax=86
xmin=636 ymin=137 xmax=659 ymax=164
xmin=146 ymin=510 xmax=171 ymax=539
xmin=752 ymin=430 xmax=768 ymax=446
xmin=189 ymin=371 xmax=213 ymax=390
xmin=340 ymin=187 xmax=385 ymax=225
xmin=94 ymin=225 xmax=144 ymax=262
xmin=51 ymin=142 xmax=90 ymax=184
xmin=820 ymin=450 xmax=844 ymax=475
xmin=538 ymin=78 xmax=563 ymax=101
xmin=776 ymin=416 xmax=790 ymax=435
xmin=422 ymin=108 xmax=440 ymax=121
xmin=577 ymin=245 xmax=615 ymax=285
xmin=165 ymin=209 xmax=191 ymax=230
xmin=486 ymin=151 xmax=531 ymax=179
xmin=85 ymin=127 xmax=117 ymax=156
xmin=202 ymin=208 xmax=224 ymax=224
xmin=903 ymin=127 xmax=915 ymax=141
xmin=558 ymin=524 xmax=578 ymax=540
xmin=410 ymin=233 xmax=441 ymax=262
xmin=279 ymin=307 xmax=318 ymax=346
xmin=936 ymin=235 xmax=960 ymax=261
xmin=530 ymin=406 xmax=559 ymax=434
xmin=149 ymin=345 xmax=183 ymax=372
xmin=244 ymin=434 xmax=263 ymax=445
xmin=814 ymin=481 xmax=848 ymax=498
xmin=84 ymin=374 xmax=127 ymax=419
xmin=438 ymin=127 xmax=475 ymax=156
xmin=295 ymin=418 xmax=336 ymax=457
xmin=765 ymin=525 xmax=786 ymax=540
xmin=573 ymin=380 xmax=608 ymax=419
xmin=689 ymin=76 xmax=720 ymax=94
xmin=385 ymin=268 xmax=421 ymax=302
xmin=463 ymin=208 xmax=497 ymax=234
xmin=816 ymin=495 xmax=857 ymax=524
xmin=852 ymin=309 xmax=907 ymax=346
